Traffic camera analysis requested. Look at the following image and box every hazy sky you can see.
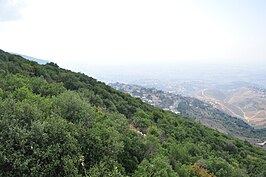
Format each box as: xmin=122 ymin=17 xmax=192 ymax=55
xmin=0 ymin=0 xmax=266 ymax=70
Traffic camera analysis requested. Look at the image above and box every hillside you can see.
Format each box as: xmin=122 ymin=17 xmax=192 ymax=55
xmin=0 ymin=49 xmax=266 ymax=176
xmin=110 ymin=82 xmax=266 ymax=145
xmin=196 ymin=87 xmax=266 ymax=129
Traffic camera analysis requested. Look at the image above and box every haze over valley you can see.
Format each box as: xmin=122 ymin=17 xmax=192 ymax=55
xmin=84 ymin=61 xmax=266 ymax=130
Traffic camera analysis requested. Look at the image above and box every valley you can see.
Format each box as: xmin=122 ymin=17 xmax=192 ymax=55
xmin=128 ymin=79 xmax=266 ymax=129
xmin=196 ymin=87 xmax=266 ymax=129
xmin=110 ymin=82 xmax=266 ymax=147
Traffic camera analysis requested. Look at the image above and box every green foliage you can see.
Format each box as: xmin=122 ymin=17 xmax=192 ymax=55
xmin=31 ymin=76 xmax=66 ymax=97
xmin=205 ymin=157 xmax=235 ymax=177
xmin=52 ymin=91 xmax=95 ymax=123
xmin=87 ymin=159 xmax=125 ymax=177
xmin=0 ymin=50 xmax=266 ymax=176
xmin=133 ymin=156 xmax=179 ymax=177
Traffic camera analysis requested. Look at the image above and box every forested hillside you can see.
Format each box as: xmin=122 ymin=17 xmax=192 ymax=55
xmin=0 ymin=49 xmax=266 ymax=177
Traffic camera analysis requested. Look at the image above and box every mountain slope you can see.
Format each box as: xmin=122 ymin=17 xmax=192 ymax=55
xmin=0 ymin=49 xmax=266 ymax=176
xmin=110 ymin=83 xmax=266 ymax=144
xmin=196 ymin=87 xmax=266 ymax=128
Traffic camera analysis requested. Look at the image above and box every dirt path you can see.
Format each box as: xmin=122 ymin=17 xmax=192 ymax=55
xmin=200 ymin=89 xmax=249 ymax=121
xmin=250 ymin=110 xmax=263 ymax=119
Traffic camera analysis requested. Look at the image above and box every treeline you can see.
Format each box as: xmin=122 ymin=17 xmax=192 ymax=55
xmin=0 ymin=50 xmax=266 ymax=176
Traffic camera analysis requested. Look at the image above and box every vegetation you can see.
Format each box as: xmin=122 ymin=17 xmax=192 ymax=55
xmin=0 ymin=49 xmax=266 ymax=176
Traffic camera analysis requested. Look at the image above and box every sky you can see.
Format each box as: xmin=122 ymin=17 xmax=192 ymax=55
xmin=0 ymin=0 xmax=266 ymax=72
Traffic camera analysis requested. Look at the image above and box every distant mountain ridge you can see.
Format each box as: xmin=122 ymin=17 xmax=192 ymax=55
xmin=11 ymin=52 xmax=49 ymax=64
xmin=110 ymin=82 xmax=266 ymax=146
